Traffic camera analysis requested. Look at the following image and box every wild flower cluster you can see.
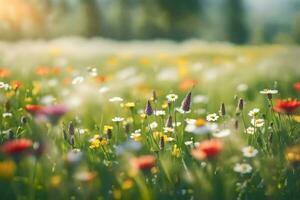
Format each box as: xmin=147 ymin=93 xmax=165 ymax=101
xmin=0 ymin=45 xmax=300 ymax=200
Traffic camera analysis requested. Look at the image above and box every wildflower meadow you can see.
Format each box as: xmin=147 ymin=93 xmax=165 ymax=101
xmin=0 ymin=39 xmax=299 ymax=200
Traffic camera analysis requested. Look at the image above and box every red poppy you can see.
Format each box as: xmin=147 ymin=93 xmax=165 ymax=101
xmin=130 ymin=155 xmax=156 ymax=170
xmin=0 ymin=139 xmax=32 ymax=155
xmin=25 ymin=104 xmax=44 ymax=115
xmin=273 ymin=99 xmax=300 ymax=114
xmin=293 ymin=82 xmax=300 ymax=91
xmin=191 ymin=139 xmax=223 ymax=160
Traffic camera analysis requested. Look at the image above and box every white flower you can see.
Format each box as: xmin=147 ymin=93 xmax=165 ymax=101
xmin=72 ymin=76 xmax=84 ymax=85
xmin=185 ymin=119 xmax=211 ymax=135
xmin=234 ymin=163 xmax=253 ymax=174
xmin=173 ymin=122 xmax=182 ymax=127
xmin=154 ymin=110 xmax=166 ymax=116
xmin=245 ymin=127 xmax=255 ymax=135
xmin=0 ymin=82 xmax=11 ymax=90
xmin=242 ymin=146 xmax=258 ymax=158
xmin=237 ymin=83 xmax=248 ymax=92
xmin=77 ymin=128 xmax=87 ymax=135
xmin=206 ymin=113 xmax=219 ymax=122
xmin=109 ymin=97 xmax=123 ymax=102
xmin=48 ymin=79 xmax=58 ymax=87
xmin=149 ymin=122 xmax=158 ymax=129
xmin=184 ymin=141 xmax=194 ymax=146
xmin=40 ymin=95 xmax=56 ymax=105
xmin=176 ymin=107 xmax=191 ymax=114
xmin=166 ymin=94 xmax=178 ymax=102
xmin=213 ymin=129 xmax=231 ymax=138
xmin=163 ymin=127 xmax=174 ymax=133
xmin=112 ymin=117 xmax=124 ymax=122
xmin=251 ymin=118 xmax=264 ymax=128
xmin=2 ymin=113 xmax=12 ymax=118
xmin=88 ymin=67 xmax=98 ymax=77
xmin=260 ymin=89 xmax=278 ymax=95
xmin=248 ymin=108 xmax=260 ymax=117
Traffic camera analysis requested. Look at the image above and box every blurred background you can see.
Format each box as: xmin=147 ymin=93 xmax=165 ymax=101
xmin=0 ymin=0 xmax=300 ymax=44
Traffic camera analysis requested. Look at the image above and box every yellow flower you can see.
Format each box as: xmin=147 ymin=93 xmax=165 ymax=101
xmin=51 ymin=175 xmax=61 ymax=187
xmin=25 ymin=97 xmax=32 ymax=103
xmin=0 ymin=160 xmax=16 ymax=179
xmin=162 ymin=102 xmax=168 ymax=109
xmin=125 ymin=102 xmax=135 ymax=108
xmin=172 ymin=144 xmax=181 ymax=158
xmin=5 ymin=91 xmax=15 ymax=98
xmin=140 ymin=113 xmax=146 ymax=119
xmin=113 ymin=189 xmax=122 ymax=199
xmin=286 ymin=144 xmax=300 ymax=164
xmin=89 ymin=135 xmax=109 ymax=149
xmin=293 ymin=115 xmax=300 ymax=123
xmin=122 ymin=179 xmax=134 ymax=190
xmin=32 ymin=81 xmax=41 ymax=95
xmin=104 ymin=125 xmax=113 ymax=132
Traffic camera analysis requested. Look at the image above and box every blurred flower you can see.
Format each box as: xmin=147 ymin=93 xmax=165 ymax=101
xmin=286 ymin=144 xmax=300 ymax=164
xmin=35 ymin=66 xmax=49 ymax=76
xmin=89 ymin=135 xmax=109 ymax=149
xmin=191 ymin=139 xmax=223 ymax=160
xmin=75 ymin=170 xmax=97 ymax=183
xmin=166 ymin=94 xmax=178 ymax=102
xmin=293 ymin=82 xmax=300 ymax=91
xmin=242 ymin=146 xmax=258 ymax=158
xmin=213 ymin=129 xmax=231 ymax=138
xmin=172 ymin=144 xmax=181 ymax=157
xmin=149 ymin=122 xmax=158 ymax=129
xmin=260 ymin=89 xmax=278 ymax=95
xmin=0 ymin=68 xmax=11 ymax=78
xmin=112 ymin=117 xmax=124 ymax=122
xmin=273 ymin=99 xmax=300 ymax=114
xmin=124 ymin=102 xmax=135 ymax=108
xmin=145 ymin=100 xmax=153 ymax=116
xmin=66 ymin=149 xmax=82 ymax=166
xmin=293 ymin=115 xmax=300 ymax=123
xmin=251 ymin=118 xmax=265 ymax=128
xmin=154 ymin=110 xmax=166 ymax=116
xmin=122 ymin=179 xmax=134 ymax=190
xmin=206 ymin=113 xmax=219 ymax=122
xmin=50 ymin=175 xmax=61 ymax=187
xmin=109 ymin=97 xmax=123 ymax=102
xmin=236 ymin=83 xmax=248 ymax=92
xmin=72 ymin=76 xmax=84 ymax=85
xmin=2 ymin=112 xmax=12 ymax=118
xmin=0 ymin=160 xmax=16 ymax=179
xmin=248 ymin=108 xmax=260 ymax=117
xmin=245 ymin=127 xmax=255 ymax=135
xmin=176 ymin=107 xmax=191 ymax=114
xmin=0 ymin=139 xmax=32 ymax=156
xmin=185 ymin=118 xmax=211 ymax=135
xmin=130 ymin=129 xmax=142 ymax=142
xmin=179 ymin=79 xmax=198 ymax=91
xmin=234 ymin=163 xmax=252 ymax=174
xmin=25 ymin=104 xmax=44 ymax=115
xmin=0 ymin=82 xmax=11 ymax=90
xmin=11 ymin=80 xmax=22 ymax=90
xmin=130 ymin=155 xmax=156 ymax=170
xmin=193 ymin=95 xmax=208 ymax=104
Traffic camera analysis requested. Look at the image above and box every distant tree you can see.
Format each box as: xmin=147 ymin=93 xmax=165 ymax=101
xmin=226 ymin=0 xmax=249 ymax=44
xmin=158 ymin=0 xmax=203 ymax=40
xmin=83 ymin=0 xmax=101 ymax=37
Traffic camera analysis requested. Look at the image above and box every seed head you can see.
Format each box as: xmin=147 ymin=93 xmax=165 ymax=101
xmin=145 ymin=100 xmax=153 ymax=116
xmin=181 ymin=91 xmax=192 ymax=112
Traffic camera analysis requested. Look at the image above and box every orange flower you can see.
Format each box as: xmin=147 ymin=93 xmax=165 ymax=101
xmin=293 ymin=82 xmax=300 ymax=91
xmin=273 ymin=99 xmax=300 ymax=114
xmin=0 ymin=68 xmax=11 ymax=78
xmin=35 ymin=66 xmax=50 ymax=76
xmin=11 ymin=80 xmax=23 ymax=90
xmin=178 ymin=79 xmax=198 ymax=91
xmin=130 ymin=155 xmax=156 ymax=170
xmin=52 ymin=67 xmax=61 ymax=75
xmin=25 ymin=104 xmax=44 ymax=115
xmin=191 ymin=139 xmax=223 ymax=160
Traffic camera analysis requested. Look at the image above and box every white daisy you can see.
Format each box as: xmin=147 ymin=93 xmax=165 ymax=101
xmin=72 ymin=76 xmax=84 ymax=85
xmin=260 ymin=89 xmax=278 ymax=95
xmin=206 ymin=113 xmax=219 ymax=122
xmin=112 ymin=117 xmax=124 ymax=122
xmin=2 ymin=112 xmax=12 ymax=118
xmin=242 ymin=146 xmax=258 ymax=158
xmin=234 ymin=163 xmax=252 ymax=174
xmin=149 ymin=122 xmax=158 ymax=129
xmin=154 ymin=110 xmax=166 ymax=116
xmin=166 ymin=94 xmax=178 ymax=102
xmin=251 ymin=118 xmax=265 ymax=128
xmin=245 ymin=127 xmax=255 ymax=135
xmin=213 ymin=129 xmax=231 ymax=138
xmin=248 ymin=108 xmax=260 ymax=117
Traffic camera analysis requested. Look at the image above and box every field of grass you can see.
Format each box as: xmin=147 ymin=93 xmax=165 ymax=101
xmin=0 ymin=38 xmax=300 ymax=200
